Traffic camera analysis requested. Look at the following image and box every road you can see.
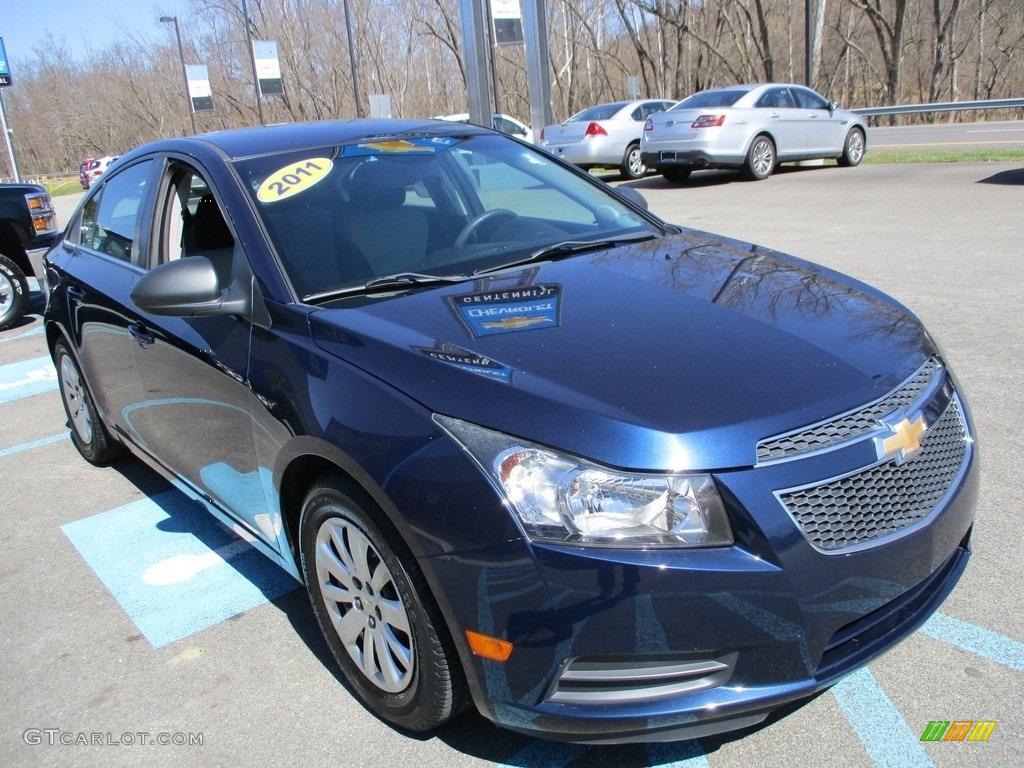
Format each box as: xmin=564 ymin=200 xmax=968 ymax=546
xmin=866 ymin=120 xmax=1024 ymax=151
xmin=2 ymin=161 xmax=1022 ymax=768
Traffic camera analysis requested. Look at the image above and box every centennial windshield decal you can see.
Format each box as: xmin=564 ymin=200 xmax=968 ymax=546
xmin=445 ymin=270 xmax=562 ymax=339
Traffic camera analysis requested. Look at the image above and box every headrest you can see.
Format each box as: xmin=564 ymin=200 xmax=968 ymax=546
xmin=349 ymin=161 xmax=408 ymax=212
xmin=193 ymin=195 xmax=234 ymax=250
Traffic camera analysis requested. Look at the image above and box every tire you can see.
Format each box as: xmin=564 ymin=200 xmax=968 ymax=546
xmin=0 ymin=253 xmax=29 ymax=331
xmin=299 ymin=475 xmax=466 ymax=732
xmin=661 ymin=168 xmax=692 ymax=184
xmin=744 ymin=135 xmax=776 ymax=180
xmin=619 ymin=143 xmax=646 ymax=180
xmin=54 ymin=339 xmax=123 ymax=464
xmin=839 ymin=127 xmax=866 ymax=167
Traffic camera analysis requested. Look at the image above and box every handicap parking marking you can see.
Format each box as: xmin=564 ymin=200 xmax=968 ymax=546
xmin=61 ymin=488 xmax=300 ymax=649
xmin=0 ymin=354 xmax=58 ymax=404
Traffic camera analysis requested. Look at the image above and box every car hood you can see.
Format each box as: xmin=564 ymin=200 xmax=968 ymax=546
xmin=309 ymin=230 xmax=931 ymax=470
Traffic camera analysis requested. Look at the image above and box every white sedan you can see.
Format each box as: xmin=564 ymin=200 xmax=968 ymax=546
xmin=641 ymin=84 xmax=867 ymax=182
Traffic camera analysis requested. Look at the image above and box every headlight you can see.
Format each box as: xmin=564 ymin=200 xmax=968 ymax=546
xmin=435 ymin=415 xmax=733 ymax=548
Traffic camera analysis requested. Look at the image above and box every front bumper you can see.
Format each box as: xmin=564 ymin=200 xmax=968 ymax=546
xmin=419 ymin=364 xmax=979 ymax=743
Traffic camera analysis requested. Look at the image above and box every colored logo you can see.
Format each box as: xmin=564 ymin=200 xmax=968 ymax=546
xmin=875 ymin=413 xmax=927 ymax=464
xmin=920 ymin=720 xmax=997 ymax=742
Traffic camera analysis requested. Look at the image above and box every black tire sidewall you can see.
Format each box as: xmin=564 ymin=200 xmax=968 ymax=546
xmin=0 ymin=253 xmax=29 ymax=331
xmin=299 ymin=480 xmax=454 ymax=731
xmin=842 ymin=128 xmax=865 ymax=167
xmin=746 ymin=136 xmax=775 ymax=180
xmin=620 ymin=144 xmax=645 ymax=180
xmin=53 ymin=339 xmax=116 ymax=464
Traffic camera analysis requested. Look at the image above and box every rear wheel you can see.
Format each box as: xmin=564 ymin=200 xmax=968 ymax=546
xmin=619 ymin=143 xmax=646 ymax=180
xmin=661 ymin=168 xmax=692 ymax=184
xmin=744 ymin=135 xmax=776 ymax=180
xmin=54 ymin=339 xmax=123 ymax=464
xmin=299 ymin=475 xmax=466 ymax=732
xmin=839 ymin=127 xmax=866 ymax=167
xmin=0 ymin=253 xmax=29 ymax=331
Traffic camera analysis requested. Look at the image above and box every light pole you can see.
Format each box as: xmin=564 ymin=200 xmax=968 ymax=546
xmin=160 ymin=16 xmax=197 ymax=135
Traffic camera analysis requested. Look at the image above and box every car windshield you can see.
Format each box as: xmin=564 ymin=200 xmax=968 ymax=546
xmin=231 ymin=133 xmax=659 ymax=301
xmin=672 ymin=89 xmax=749 ymax=110
xmin=568 ymin=102 xmax=628 ymax=122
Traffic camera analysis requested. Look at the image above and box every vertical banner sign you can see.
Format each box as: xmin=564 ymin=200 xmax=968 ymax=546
xmin=491 ymin=0 xmax=524 ymax=46
xmin=0 ymin=37 xmax=12 ymax=86
xmin=186 ymin=65 xmax=214 ymax=112
xmin=252 ymin=41 xmax=284 ymax=96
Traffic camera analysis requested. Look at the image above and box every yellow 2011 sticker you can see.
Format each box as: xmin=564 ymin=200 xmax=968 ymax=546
xmin=257 ymin=158 xmax=333 ymax=203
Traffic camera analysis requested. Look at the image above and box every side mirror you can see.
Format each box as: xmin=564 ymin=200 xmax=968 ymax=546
xmin=131 ymin=256 xmax=251 ymax=318
xmin=616 ymin=185 xmax=649 ymax=211
xmin=828 ymin=100 xmax=839 ymax=112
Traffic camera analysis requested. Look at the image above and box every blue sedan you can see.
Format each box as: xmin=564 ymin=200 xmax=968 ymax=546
xmin=43 ymin=119 xmax=976 ymax=743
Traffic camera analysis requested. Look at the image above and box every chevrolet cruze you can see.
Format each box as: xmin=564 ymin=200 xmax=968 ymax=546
xmin=44 ymin=119 xmax=975 ymax=743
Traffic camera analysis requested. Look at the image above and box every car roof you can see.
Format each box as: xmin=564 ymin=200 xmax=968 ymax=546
xmin=116 ymin=118 xmax=490 ymax=165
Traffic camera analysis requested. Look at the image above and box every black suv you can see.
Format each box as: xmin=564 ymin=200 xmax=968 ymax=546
xmin=0 ymin=183 xmax=60 ymax=329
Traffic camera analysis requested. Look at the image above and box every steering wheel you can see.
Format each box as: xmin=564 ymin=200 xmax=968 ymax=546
xmin=454 ymin=209 xmax=518 ymax=246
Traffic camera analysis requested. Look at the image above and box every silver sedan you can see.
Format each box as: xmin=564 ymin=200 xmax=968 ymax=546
xmin=542 ymin=99 xmax=676 ymax=179
xmin=640 ymin=84 xmax=867 ymax=182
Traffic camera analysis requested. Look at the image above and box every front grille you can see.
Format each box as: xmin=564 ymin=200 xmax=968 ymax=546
xmin=757 ymin=358 xmax=941 ymax=462
xmin=778 ymin=396 xmax=969 ymax=552
xmin=545 ymin=651 xmax=737 ymax=705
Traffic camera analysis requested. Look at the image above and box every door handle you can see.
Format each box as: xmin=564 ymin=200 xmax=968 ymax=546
xmin=128 ymin=322 xmax=155 ymax=349
xmin=67 ymin=285 xmax=86 ymax=304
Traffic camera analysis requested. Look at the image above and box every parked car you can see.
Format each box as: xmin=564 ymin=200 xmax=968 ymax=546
xmin=641 ymin=84 xmax=867 ymax=182
xmin=434 ymin=112 xmax=533 ymax=143
xmin=0 ymin=183 xmax=60 ymax=329
xmin=79 ymin=155 xmax=119 ymax=189
xmin=44 ymin=119 xmax=975 ymax=743
xmin=541 ymin=99 xmax=676 ymax=179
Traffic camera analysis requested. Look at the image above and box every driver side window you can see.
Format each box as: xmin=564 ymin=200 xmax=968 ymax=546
xmin=80 ymin=161 xmax=153 ymax=263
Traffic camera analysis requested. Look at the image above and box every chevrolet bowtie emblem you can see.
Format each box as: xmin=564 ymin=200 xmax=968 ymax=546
xmin=480 ymin=316 xmax=550 ymax=330
xmin=875 ymin=415 xmax=927 ymax=464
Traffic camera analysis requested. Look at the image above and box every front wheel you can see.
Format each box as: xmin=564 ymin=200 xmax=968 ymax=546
xmin=744 ymin=135 xmax=776 ymax=180
xmin=619 ymin=143 xmax=646 ymax=180
xmin=0 ymin=253 xmax=29 ymax=331
xmin=839 ymin=127 xmax=866 ymax=167
xmin=54 ymin=339 xmax=123 ymax=464
xmin=299 ymin=475 xmax=466 ymax=732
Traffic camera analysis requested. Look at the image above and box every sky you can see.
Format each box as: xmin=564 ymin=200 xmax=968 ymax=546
xmin=0 ymin=0 xmax=189 ymax=70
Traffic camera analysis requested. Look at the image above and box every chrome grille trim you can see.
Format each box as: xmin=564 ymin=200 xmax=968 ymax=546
xmin=756 ymin=358 xmax=943 ymax=463
xmin=545 ymin=652 xmax=737 ymax=705
xmin=777 ymin=395 xmax=971 ymax=553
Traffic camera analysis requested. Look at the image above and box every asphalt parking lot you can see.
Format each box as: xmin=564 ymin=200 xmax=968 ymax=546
xmin=2 ymin=161 xmax=1022 ymax=767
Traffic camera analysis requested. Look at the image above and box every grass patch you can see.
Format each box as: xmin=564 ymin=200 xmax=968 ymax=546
xmin=48 ymin=180 xmax=84 ymax=196
xmin=864 ymin=149 xmax=1024 ymax=164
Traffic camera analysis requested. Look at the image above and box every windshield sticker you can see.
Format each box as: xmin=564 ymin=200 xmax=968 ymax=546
xmin=342 ymin=136 xmax=460 ymax=157
xmin=257 ymin=158 xmax=333 ymax=203
xmin=445 ymin=272 xmax=562 ymax=339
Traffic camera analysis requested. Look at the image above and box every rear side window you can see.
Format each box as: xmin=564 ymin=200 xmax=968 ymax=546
xmin=80 ymin=161 xmax=153 ymax=262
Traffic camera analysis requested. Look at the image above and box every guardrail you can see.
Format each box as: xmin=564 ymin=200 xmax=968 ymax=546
xmin=852 ymin=97 xmax=1024 ymax=117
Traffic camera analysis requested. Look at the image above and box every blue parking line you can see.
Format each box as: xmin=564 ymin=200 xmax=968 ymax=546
xmin=831 ymin=668 xmax=933 ymax=768
xmin=0 ymin=355 xmax=57 ymax=404
xmin=497 ymin=741 xmax=583 ymax=768
xmin=0 ymin=323 xmax=45 ymax=343
xmin=921 ymin=612 xmax=1024 ymax=672
xmin=62 ymin=489 xmax=299 ymax=648
xmin=0 ymin=432 xmax=68 ymax=458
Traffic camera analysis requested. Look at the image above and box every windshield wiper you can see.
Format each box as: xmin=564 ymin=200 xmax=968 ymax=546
xmin=473 ymin=233 xmax=659 ymax=276
xmin=304 ymin=272 xmax=468 ymax=303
